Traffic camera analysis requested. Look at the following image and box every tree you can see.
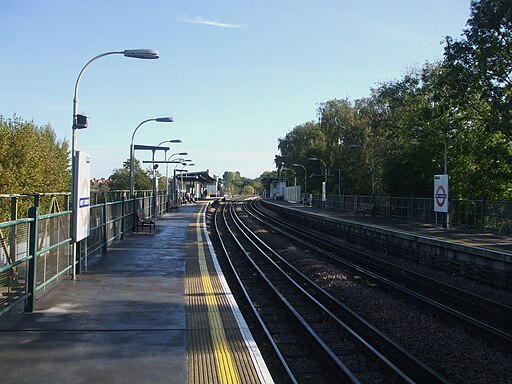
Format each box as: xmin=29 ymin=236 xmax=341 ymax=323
xmin=0 ymin=115 xmax=70 ymax=194
xmin=443 ymin=0 xmax=512 ymax=139
xmin=109 ymin=159 xmax=154 ymax=191
xmin=277 ymin=121 xmax=326 ymax=193
xmin=318 ymin=99 xmax=372 ymax=194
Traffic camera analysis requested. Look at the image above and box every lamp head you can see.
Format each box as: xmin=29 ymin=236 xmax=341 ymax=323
xmin=169 ymin=139 xmax=181 ymax=143
xmin=123 ymin=49 xmax=160 ymax=59
xmin=156 ymin=117 xmax=174 ymax=123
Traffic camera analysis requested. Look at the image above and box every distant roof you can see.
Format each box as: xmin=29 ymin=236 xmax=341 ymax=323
xmin=260 ymin=176 xmax=286 ymax=186
xmin=177 ymin=170 xmax=217 ymax=184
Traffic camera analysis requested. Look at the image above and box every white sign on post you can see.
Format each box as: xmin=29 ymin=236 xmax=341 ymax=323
xmin=434 ymin=174 xmax=449 ymax=213
xmin=73 ymin=151 xmax=91 ymax=242
xmin=322 ymin=181 xmax=326 ymax=202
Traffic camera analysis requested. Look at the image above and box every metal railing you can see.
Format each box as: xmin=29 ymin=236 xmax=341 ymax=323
xmin=0 ymin=191 xmax=170 ymax=319
xmin=308 ymin=194 xmax=512 ymax=234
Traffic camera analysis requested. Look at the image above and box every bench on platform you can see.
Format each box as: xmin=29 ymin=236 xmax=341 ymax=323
xmin=136 ymin=209 xmax=156 ymax=233
xmin=168 ymin=202 xmax=179 ymax=212
xmin=355 ymin=203 xmax=376 ymax=216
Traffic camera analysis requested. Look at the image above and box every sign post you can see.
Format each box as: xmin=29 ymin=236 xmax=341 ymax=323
xmin=434 ymin=174 xmax=449 ymax=228
xmin=73 ymin=151 xmax=91 ymax=241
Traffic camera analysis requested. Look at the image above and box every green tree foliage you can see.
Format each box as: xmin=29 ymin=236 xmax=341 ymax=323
xmin=221 ymin=171 xmax=264 ymax=196
xmin=0 ymin=115 xmax=70 ymax=194
xmin=109 ymin=159 xmax=155 ymax=191
xmin=274 ymin=0 xmax=512 ymax=200
xmin=277 ymin=121 xmax=327 ymax=193
xmin=444 ymin=0 xmax=512 ymax=139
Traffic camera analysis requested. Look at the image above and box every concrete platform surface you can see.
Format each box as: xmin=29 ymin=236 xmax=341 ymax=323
xmin=0 ymin=206 xmax=195 ymax=384
xmin=269 ymin=200 xmax=512 ymax=255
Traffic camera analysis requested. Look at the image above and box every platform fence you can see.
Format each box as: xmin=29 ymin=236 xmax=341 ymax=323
xmin=307 ymin=194 xmax=512 ymax=233
xmin=0 ymin=190 xmax=170 ymax=319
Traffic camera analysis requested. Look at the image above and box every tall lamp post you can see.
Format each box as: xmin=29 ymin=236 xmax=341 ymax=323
xmin=307 ymin=157 xmax=327 ymax=207
xmin=282 ymin=167 xmax=297 ymax=202
xmin=155 ymin=139 xmax=182 ymax=195
xmin=173 ymin=160 xmax=193 ymax=203
xmin=167 ymin=152 xmax=188 ymax=198
xmin=130 ymin=117 xmax=174 ymax=198
xmin=179 ymin=163 xmax=195 ymax=200
xmin=291 ymin=163 xmax=307 ymax=202
xmin=70 ymin=48 xmax=159 ymax=281
xmin=72 ymin=49 xmax=159 ymax=161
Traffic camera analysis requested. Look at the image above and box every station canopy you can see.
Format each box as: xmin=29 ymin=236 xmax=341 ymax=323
xmin=177 ymin=170 xmax=217 ymax=184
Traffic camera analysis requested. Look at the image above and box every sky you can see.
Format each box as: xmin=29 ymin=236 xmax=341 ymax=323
xmin=0 ymin=0 xmax=472 ymax=180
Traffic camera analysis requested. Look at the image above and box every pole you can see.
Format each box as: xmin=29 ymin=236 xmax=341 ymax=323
xmin=338 ymin=169 xmax=341 ymax=195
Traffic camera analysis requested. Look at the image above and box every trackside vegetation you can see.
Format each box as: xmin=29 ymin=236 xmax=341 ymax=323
xmin=275 ymin=0 xmax=512 ymax=200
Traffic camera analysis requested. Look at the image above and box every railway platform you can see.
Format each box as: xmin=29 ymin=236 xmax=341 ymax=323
xmin=263 ymin=198 xmax=512 ymax=287
xmin=0 ymin=203 xmax=273 ymax=384
xmin=266 ymin=199 xmax=512 ymax=254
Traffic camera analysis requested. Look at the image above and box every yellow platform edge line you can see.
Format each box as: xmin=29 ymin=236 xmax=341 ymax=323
xmin=200 ymin=203 xmax=275 ymax=384
xmin=195 ymin=209 xmax=240 ymax=384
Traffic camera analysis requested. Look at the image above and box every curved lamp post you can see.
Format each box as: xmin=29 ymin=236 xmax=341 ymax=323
xmin=69 ymin=48 xmax=159 ymax=283
xmin=72 ymin=49 xmax=159 ymax=156
xmin=156 ymin=140 xmax=182 ymax=195
xmin=307 ymin=157 xmax=327 ymax=188
xmin=291 ymin=163 xmax=307 ymax=198
xmin=172 ymin=159 xmax=192 ymax=202
xmin=307 ymin=157 xmax=327 ymax=207
xmin=179 ymin=162 xmax=194 ymax=199
xmin=130 ymin=117 xmax=174 ymax=197
xmin=282 ymin=167 xmax=297 ymax=202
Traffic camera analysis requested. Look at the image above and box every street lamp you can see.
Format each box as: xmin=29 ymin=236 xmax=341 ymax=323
xmin=173 ymin=160 xmax=193 ymax=203
xmin=307 ymin=157 xmax=327 ymax=188
xmin=179 ymin=163 xmax=194 ymax=199
xmin=70 ymin=48 xmax=159 ymax=279
xmin=282 ymin=167 xmax=297 ymax=202
xmin=291 ymin=163 xmax=307 ymax=198
xmin=155 ymin=140 xmax=182 ymax=196
xmin=130 ymin=117 xmax=174 ymax=198
xmin=168 ymin=152 xmax=189 ymax=160
xmin=72 ymin=49 xmax=160 ymax=156
xmin=307 ymin=157 xmax=327 ymax=208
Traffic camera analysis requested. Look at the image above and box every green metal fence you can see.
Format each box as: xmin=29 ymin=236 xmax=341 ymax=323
xmin=312 ymin=194 xmax=512 ymax=233
xmin=0 ymin=191 xmax=170 ymax=319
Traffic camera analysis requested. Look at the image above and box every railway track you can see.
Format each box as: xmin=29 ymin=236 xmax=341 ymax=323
xmin=245 ymin=199 xmax=512 ymax=349
xmin=212 ymin=201 xmax=448 ymax=383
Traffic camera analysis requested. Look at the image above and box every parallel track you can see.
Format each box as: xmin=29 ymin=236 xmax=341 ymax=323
xmin=247 ymin=199 xmax=512 ymax=349
xmin=213 ymin=201 xmax=448 ymax=383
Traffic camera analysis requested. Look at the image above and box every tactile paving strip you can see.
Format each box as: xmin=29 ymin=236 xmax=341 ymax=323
xmin=186 ymin=207 xmax=266 ymax=384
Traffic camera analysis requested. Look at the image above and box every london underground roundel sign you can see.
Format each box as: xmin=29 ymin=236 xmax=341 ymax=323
xmin=434 ymin=175 xmax=448 ymax=213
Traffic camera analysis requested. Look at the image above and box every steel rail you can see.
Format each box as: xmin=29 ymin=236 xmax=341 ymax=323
xmin=220 ymin=203 xmax=362 ymax=383
xmin=248 ymin=200 xmax=512 ymax=349
xmin=236 ymin=201 xmax=449 ymax=383
xmin=258 ymin=200 xmax=512 ymax=328
xmin=212 ymin=203 xmax=298 ymax=384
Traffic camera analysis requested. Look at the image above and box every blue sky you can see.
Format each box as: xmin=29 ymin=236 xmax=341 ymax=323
xmin=1 ymin=1 xmax=471 ymax=180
